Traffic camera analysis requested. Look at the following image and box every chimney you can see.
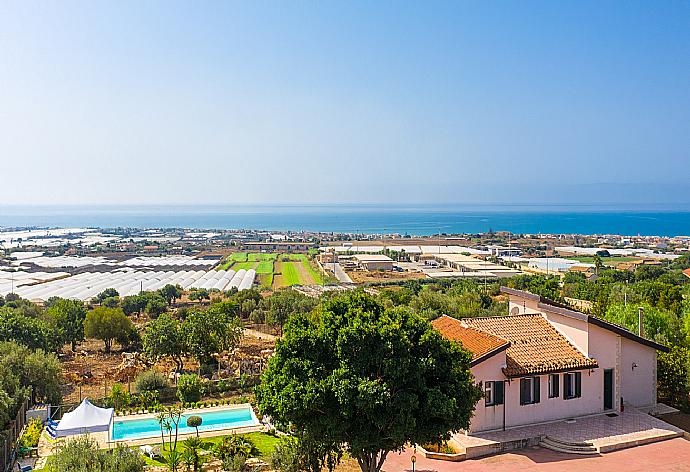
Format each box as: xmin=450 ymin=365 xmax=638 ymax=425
xmin=638 ymin=307 xmax=644 ymax=338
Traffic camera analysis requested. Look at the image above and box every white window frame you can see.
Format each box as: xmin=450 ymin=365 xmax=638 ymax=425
xmin=485 ymin=381 xmax=494 ymax=406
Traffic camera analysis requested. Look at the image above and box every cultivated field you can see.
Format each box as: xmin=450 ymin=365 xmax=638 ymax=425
xmin=218 ymin=253 xmax=325 ymax=289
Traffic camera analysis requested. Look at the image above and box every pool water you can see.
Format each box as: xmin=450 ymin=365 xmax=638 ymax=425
xmin=111 ymin=406 xmax=259 ymax=441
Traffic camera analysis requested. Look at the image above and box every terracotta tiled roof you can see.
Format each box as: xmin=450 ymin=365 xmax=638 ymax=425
xmin=431 ymin=315 xmax=509 ymax=362
xmin=683 ymin=268 xmax=690 ymax=279
xmin=464 ymin=314 xmax=598 ymax=377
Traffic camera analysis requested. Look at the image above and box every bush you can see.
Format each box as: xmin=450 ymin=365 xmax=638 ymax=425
xmin=135 ymin=370 xmax=168 ymax=393
xmin=270 ymin=436 xmax=301 ymax=472
xmin=177 ymin=374 xmax=203 ymax=403
xmin=19 ymin=417 xmax=43 ymax=448
xmin=47 ymin=436 xmax=144 ymax=472
xmin=186 ymin=415 xmax=203 ymax=436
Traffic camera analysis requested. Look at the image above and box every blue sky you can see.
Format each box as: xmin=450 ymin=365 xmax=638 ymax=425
xmin=0 ymin=1 xmax=688 ymax=206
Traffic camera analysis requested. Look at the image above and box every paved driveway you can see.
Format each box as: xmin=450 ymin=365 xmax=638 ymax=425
xmin=383 ymin=438 xmax=690 ymax=472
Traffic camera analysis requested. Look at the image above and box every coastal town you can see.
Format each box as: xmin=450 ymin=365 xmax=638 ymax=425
xmin=1 ymin=224 xmax=690 ymax=471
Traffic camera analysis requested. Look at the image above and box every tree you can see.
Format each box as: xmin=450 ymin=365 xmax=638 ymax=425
xmin=159 ymin=284 xmax=182 ymax=306
xmin=122 ymin=295 xmax=148 ymax=316
xmin=186 ymin=415 xmax=203 ymax=437
xmin=188 ymin=288 xmax=210 ymax=302
xmin=145 ymin=295 xmax=168 ymax=318
xmin=95 ymin=288 xmax=120 ymax=304
xmin=0 ymin=307 xmax=61 ymax=352
xmin=256 ymin=291 xmax=482 ymax=472
xmin=658 ymin=346 xmax=690 ymax=409
xmin=45 ymin=298 xmax=87 ymax=351
xmin=142 ymin=313 xmax=187 ymax=372
xmin=177 ymin=373 xmax=203 ymax=403
xmin=184 ymin=305 xmax=242 ymax=365
xmin=84 ymin=307 xmax=135 ymax=353
xmin=266 ymin=289 xmax=317 ymax=335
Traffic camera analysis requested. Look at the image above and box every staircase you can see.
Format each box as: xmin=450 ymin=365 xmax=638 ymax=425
xmin=539 ymin=436 xmax=598 ymax=455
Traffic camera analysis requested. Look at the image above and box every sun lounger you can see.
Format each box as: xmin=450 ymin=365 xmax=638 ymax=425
xmin=138 ymin=445 xmax=162 ymax=460
xmin=16 ymin=463 xmax=32 ymax=472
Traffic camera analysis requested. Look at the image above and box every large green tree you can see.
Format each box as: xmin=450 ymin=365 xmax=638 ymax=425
xmin=84 ymin=307 xmax=135 ymax=353
xmin=45 ymin=298 xmax=87 ymax=351
xmin=142 ymin=313 xmax=187 ymax=372
xmin=256 ymin=291 xmax=482 ymax=472
xmin=184 ymin=303 xmax=243 ymax=365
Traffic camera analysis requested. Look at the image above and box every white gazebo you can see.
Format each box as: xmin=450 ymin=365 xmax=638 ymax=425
xmin=55 ymin=399 xmax=114 ymax=439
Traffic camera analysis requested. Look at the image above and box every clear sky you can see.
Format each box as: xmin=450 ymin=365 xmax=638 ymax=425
xmin=1 ymin=1 xmax=688 ymax=206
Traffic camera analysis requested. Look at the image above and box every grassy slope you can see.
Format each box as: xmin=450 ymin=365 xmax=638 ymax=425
xmin=281 ymin=262 xmax=302 ymax=285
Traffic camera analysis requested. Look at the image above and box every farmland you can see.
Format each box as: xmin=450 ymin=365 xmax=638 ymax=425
xmin=218 ymin=253 xmax=326 ymax=289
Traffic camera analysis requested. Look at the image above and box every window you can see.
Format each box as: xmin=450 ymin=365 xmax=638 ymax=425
xmin=519 ymin=377 xmax=540 ymax=405
xmin=563 ymin=372 xmax=582 ymax=399
xmin=485 ymin=381 xmax=504 ymax=406
xmin=548 ymin=374 xmax=560 ymax=398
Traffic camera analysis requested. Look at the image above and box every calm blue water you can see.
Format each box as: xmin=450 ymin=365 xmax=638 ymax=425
xmin=111 ymin=406 xmax=258 ymax=441
xmin=1 ymin=204 xmax=689 ymax=236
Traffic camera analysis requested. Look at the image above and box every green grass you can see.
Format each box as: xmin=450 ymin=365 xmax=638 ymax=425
xmin=256 ymin=260 xmax=274 ymax=274
xmin=139 ymin=432 xmax=280 ymax=468
xmin=248 ymin=253 xmax=278 ymax=262
xmin=301 ymin=259 xmax=324 ymax=284
xmin=260 ymin=273 xmax=274 ymax=288
xmin=281 ymin=262 xmax=302 ymax=285
xmin=230 ymin=262 xmax=258 ymax=271
xmin=229 ymin=253 xmax=249 ymax=262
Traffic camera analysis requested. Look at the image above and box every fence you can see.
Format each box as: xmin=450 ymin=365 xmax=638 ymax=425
xmin=0 ymin=397 xmax=30 ymax=472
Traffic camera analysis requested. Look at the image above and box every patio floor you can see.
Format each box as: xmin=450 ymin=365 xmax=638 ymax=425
xmin=453 ymin=406 xmax=685 ymax=458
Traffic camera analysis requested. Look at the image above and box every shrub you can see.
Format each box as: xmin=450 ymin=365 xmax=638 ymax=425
xmin=186 ymin=415 xmax=203 ymax=437
xmin=19 ymin=417 xmax=43 ymax=448
xmin=135 ymin=370 xmax=168 ymax=393
xmin=48 ymin=436 xmax=144 ymax=472
xmin=177 ymin=374 xmax=203 ymax=403
xmin=110 ymin=383 xmax=132 ymax=410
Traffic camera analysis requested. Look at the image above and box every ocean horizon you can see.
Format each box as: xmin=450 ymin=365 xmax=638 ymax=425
xmin=1 ymin=204 xmax=689 ymax=237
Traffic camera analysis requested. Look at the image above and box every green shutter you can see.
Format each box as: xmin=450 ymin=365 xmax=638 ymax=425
xmin=520 ymin=378 xmax=528 ymax=405
xmin=563 ymin=373 xmax=568 ymax=399
xmin=575 ymin=372 xmax=582 ymax=398
xmin=495 ymin=381 xmax=504 ymax=405
xmin=533 ymin=377 xmax=540 ymax=403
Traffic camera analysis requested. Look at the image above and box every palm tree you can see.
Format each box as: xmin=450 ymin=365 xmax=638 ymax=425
xmin=155 ymin=411 xmax=168 ymax=451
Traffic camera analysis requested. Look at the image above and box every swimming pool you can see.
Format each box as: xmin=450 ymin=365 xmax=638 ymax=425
xmin=111 ymin=405 xmax=259 ymax=441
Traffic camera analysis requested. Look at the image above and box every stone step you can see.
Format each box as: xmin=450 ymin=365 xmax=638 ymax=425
xmin=543 ymin=435 xmax=595 ymax=448
xmin=539 ymin=437 xmax=598 ymax=455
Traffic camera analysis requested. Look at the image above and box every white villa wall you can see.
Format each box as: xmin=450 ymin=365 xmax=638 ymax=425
xmin=507 ymin=296 xmax=541 ymax=315
xmin=542 ymin=309 xmax=590 ymax=355
xmin=621 ymin=338 xmax=657 ymax=407
xmin=469 ymin=352 xmax=507 ymax=432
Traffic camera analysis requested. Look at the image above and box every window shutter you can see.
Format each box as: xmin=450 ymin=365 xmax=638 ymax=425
xmin=533 ymin=377 xmax=540 ymax=403
xmin=575 ymin=372 xmax=582 ymax=398
xmin=553 ymin=374 xmax=559 ymax=398
xmin=563 ymin=374 xmax=568 ymax=399
xmin=495 ymin=381 xmax=504 ymax=405
xmin=520 ymin=378 xmax=528 ymax=405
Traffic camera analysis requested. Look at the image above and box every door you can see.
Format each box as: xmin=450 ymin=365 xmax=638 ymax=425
xmin=604 ymin=369 xmax=614 ymax=410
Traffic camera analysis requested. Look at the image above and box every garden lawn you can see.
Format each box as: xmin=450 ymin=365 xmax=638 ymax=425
xmin=139 ymin=432 xmax=280 ymax=467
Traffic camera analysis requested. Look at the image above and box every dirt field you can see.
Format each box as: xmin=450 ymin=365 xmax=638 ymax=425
xmin=347 ymin=269 xmax=427 ymax=284
xmin=60 ymin=333 xmax=276 ymax=404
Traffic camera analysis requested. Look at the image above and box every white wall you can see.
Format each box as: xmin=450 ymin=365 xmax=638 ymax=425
xmin=470 ymin=352 xmax=507 ymax=432
xmin=620 ymin=338 xmax=657 ymax=407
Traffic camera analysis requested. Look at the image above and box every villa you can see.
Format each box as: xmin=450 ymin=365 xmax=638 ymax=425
xmin=433 ymin=287 xmax=668 ymax=434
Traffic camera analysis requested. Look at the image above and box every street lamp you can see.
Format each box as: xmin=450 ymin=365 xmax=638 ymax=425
xmin=410 ymin=444 xmax=417 ymax=472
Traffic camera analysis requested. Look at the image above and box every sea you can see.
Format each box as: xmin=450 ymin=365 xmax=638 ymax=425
xmin=1 ymin=204 xmax=689 ymax=237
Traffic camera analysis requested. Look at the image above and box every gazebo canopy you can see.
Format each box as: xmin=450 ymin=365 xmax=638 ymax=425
xmin=55 ymin=398 xmax=114 ymax=437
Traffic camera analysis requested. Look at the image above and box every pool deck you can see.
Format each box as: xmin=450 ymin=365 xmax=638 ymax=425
xmin=37 ymin=403 xmax=265 ymax=458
